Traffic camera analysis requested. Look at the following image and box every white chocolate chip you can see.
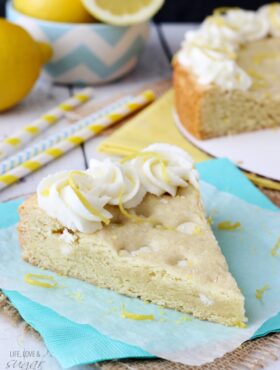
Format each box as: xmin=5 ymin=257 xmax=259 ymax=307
xmin=199 ymin=294 xmax=213 ymax=306
xmin=131 ymin=246 xmax=152 ymax=256
xmin=59 ymin=229 xmax=77 ymax=244
xmin=177 ymin=260 xmax=188 ymax=268
xmin=119 ymin=249 xmax=131 ymax=257
xmin=177 ymin=222 xmax=201 ymax=235
xmin=60 ymin=244 xmax=73 ymax=256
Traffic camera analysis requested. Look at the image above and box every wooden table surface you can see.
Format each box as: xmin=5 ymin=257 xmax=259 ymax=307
xmin=1 ymin=23 xmax=280 ymax=370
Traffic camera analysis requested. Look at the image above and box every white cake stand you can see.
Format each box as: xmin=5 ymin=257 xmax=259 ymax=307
xmin=174 ymin=111 xmax=280 ymax=182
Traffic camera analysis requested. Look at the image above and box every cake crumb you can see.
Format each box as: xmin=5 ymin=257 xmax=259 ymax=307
xmin=199 ymin=293 xmax=213 ymax=306
xmin=217 ymin=221 xmax=241 ymax=231
xmin=256 ymin=284 xmax=270 ymax=300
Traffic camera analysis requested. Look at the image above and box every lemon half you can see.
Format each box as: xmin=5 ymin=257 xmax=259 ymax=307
xmin=14 ymin=0 xmax=94 ymax=23
xmin=81 ymin=0 xmax=164 ymax=25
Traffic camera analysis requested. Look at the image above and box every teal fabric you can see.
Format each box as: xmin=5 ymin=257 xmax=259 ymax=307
xmin=4 ymin=291 xmax=152 ymax=368
xmin=196 ymin=158 xmax=278 ymax=211
xmin=1 ymin=158 xmax=279 ymax=369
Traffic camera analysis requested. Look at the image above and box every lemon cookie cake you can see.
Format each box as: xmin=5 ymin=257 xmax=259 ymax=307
xmin=174 ymin=4 xmax=280 ymax=139
xmin=18 ymin=144 xmax=246 ymax=326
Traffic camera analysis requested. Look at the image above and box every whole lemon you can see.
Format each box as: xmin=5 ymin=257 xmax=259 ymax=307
xmin=0 ymin=19 xmax=52 ymax=112
xmin=14 ymin=0 xmax=94 ymax=23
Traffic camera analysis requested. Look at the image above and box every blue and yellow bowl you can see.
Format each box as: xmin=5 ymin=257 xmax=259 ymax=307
xmin=6 ymin=2 xmax=150 ymax=85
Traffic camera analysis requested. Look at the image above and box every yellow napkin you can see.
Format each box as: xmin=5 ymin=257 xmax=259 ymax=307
xmin=98 ymin=89 xmax=280 ymax=191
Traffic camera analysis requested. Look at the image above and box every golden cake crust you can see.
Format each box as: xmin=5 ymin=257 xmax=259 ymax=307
xmin=18 ymin=186 xmax=246 ymax=326
xmin=173 ymin=38 xmax=280 ymax=139
xmin=173 ymin=58 xmax=207 ymax=139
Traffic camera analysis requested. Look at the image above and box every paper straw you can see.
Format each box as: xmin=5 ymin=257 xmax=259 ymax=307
xmin=0 ymin=96 xmax=132 ymax=174
xmin=0 ymin=87 xmax=94 ymax=160
xmin=0 ymin=90 xmax=155 ymax=191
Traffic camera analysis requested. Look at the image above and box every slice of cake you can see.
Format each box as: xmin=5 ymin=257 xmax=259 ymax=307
xmin=18 ymin=144 xmax=246 ymax=326
xmin=174 ymin=5 xmax=280 ymax=139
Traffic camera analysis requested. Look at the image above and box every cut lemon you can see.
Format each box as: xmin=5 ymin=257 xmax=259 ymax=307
xmin=14 ymin=0 xmax=94 ymax=23
xmin=81 ymin=0 xmax=164 ymax=25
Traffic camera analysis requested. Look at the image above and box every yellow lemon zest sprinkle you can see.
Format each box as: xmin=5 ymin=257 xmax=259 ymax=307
xmin=41 ymin=188 xmax=50 ymax=197
xmin=206 ymin=14 xmax=237 ymax=31
xmin=271 ymin=238 xmax=280 ymax=256
xmin=121 ymin=305 xmax=154 ymax=321
xmin=68 ymin=171 xmax=110 ymax=225
xmin=217 ymin=221 xmax=241 ymax=231
xmin=126 ymin=173 xmax=136 ymax=186
xmin=193 ymin=225 xmax=201 ymax=234
xmin=247 ymin=69 xmax=264 ymax=80
xmin=118 ymin=190 xmax=154 ymax=224
xmin=24 ymin=273 xmax=58 ymax=288
xmin=67 ymin=290 xmax=84 ymax=302
xmin=156 ymin=224 xmax=176 ymax=231
xmin=213 ymin=6 xmax=240 ymax=16
xmin=234 ymin=321 xmax=247 ymax=328
xmin=256 ymin=284 xmax=270 ymax=300
xmin=190 ymin=41 xmax=236 ymax=60
xmin=118 ymin=190 xmax=172 ymax=230
xmin=175 ymin=316 xmax=192 ymax=325
xmin=268 ymin=3 xmax=280 ymax=30
xmin=253 ymin=52 xmax=280 ymax=65
xmin=56 ymin=179 xmax=69 ymax=193
xmin=120 ymin=151 xmax=159 ymax=164
xmin=121 ymin=151 xmax=170 ymax=184
xmin=207 ymin=216 xmax=213 ymax=225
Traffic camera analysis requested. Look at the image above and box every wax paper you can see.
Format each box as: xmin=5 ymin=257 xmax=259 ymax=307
xmin=0 ymin=181 xmax=280 ymax=366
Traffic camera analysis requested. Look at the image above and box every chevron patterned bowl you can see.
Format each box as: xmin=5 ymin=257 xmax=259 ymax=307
xmin=6 ymin=2 xmax=150 ymax=85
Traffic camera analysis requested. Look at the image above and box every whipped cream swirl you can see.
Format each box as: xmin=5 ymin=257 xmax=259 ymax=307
xmin=38 ymin=171 xmax=111 ymax=233
xmin=177 ymin=6 xmax=276 ymax=91
xmin=129 ymin=144 xmax=198 ymax=196
xmin=88 ymin=158 xmax=145 ymax=208
xmin=37 ymin=144 xmax=198 ymax=233
xmin=178 ymin=29 xmax=252 ymax=90
xmin=259 ymin=4 xmax=280 ymax=37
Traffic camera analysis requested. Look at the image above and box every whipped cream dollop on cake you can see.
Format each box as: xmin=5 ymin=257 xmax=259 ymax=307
xmin=37 ymin=144 xmax=198 ymax=233
xmin=177 ymin=4 xmax=280 ymax=90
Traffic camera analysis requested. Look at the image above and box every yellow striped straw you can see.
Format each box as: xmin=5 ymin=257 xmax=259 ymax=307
xmin=0 ymin=87 xmax=94 ymax=160
xmin=0 ymin=90 xmax=155 ymax=191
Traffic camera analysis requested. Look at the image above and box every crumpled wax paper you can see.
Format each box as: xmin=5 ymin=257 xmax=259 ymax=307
xmin=0 ymin=181 xmax=280 ymax=366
